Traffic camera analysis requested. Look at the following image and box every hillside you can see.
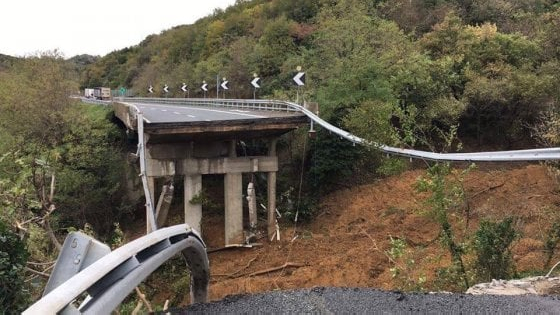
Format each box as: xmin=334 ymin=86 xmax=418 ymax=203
xmin=83 ymin=0 xmax=560 ymax=307
xmin=83 ymin=0 xmax=560 ymax=149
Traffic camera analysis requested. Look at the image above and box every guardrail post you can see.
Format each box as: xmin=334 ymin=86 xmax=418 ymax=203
xmin=43 ymin=232 xmax=111 ymax=296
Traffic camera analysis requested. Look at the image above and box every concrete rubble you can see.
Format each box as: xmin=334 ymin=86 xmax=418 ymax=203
xmin=467 ymin=276 xmax=560 ymax=295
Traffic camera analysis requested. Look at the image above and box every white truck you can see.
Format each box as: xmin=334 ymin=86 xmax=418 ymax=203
xmin=84 ymin=88 xmax=95 ymax=98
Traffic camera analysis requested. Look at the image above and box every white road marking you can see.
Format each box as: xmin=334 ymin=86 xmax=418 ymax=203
xmin=173 ymin=112 xmax=181 ymax=115
xmin=161 ymin=109 xmax=167 ymax=112
xmin=188 ymin=115 xmax=195 ymax=118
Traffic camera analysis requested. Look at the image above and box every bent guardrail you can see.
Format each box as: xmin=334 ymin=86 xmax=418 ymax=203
xmin=23 ymin=224 xmax=209 ymax=315
xmin=117 ymin=97 xmax=560 ymax=162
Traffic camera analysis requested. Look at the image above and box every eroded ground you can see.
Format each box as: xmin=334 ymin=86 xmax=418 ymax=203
xmin=129 ymin=163 xmax=560 ymax=305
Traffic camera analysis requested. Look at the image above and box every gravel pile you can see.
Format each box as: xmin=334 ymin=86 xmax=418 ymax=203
xmin=180 ymin=287 xmax=560 ymax=314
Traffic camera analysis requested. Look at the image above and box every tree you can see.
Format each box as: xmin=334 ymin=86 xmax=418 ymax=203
xmin=0 ymin=53 xmax=131 ymax=301
xmin=0 ymin=219 xmax=29 ymax=313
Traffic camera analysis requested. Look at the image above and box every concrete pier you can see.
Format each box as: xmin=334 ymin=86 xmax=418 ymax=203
xmin=143 ymin=140 xmax=279 ymax=245
xmin=185 ymin=174 xmax=202 ymax=233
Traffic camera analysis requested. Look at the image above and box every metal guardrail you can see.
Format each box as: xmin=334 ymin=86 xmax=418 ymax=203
xmin=117 ymin=97 xmax=300 ymax=113
xmin=79 ymin=97 xmax=112 ymax=106
xmin=120 ymin=97 xmax=560 ymax=162
xmin=23 ymin=225 xmax=209 ymax=315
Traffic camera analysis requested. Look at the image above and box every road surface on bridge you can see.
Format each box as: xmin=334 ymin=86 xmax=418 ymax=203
xmin=130 ymin=102 xmax=304 ymax=124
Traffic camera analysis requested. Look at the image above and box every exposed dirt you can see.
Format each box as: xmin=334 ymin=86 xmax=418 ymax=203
xmin=129 ymin=163 xmax=560 ymax=305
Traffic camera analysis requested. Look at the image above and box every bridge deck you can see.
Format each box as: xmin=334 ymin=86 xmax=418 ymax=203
xmin=114 ymin=101 xmax=308 ymax=142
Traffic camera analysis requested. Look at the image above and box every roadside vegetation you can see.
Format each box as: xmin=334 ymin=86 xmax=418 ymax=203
xmin=0 ymin=52 xmax=132 ymax=311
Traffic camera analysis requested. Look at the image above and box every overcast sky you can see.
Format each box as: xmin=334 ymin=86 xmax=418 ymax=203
xmin=0 ymin=0 xmax=237 ymax=58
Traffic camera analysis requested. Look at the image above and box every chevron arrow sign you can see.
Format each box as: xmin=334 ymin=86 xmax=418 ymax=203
xmin=293 ymin=72 xmax=305 ymax=86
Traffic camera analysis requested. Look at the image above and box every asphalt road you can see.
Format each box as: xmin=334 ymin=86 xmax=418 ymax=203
xmin=180 ymin=287 xmax=560 ymax=314
xmin=133 ymin=102 xmax=302 ymax=124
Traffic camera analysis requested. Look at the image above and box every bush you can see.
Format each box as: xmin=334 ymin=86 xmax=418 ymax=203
xmin=473 ymin=217 xmax=518 ymax=280
xmin=307 ymin=126 xmax=364 ymax=195
xmin=0 ymin=220 xmax=29 ymax=313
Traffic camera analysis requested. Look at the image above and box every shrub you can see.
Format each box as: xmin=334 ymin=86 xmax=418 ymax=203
xmin=0 ymin=219 xmax=29 ymax=313
xmin=473 ymin=217 xmax=518 ymax=280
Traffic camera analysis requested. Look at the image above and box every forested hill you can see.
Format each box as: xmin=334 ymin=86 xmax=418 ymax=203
xmin=0 ymin=53 xmax=17 ymax=71
xmin=83 ymin=0 xmax=560 ymax=147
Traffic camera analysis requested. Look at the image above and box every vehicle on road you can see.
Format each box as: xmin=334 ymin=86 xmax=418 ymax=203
xmin=84 ymin=88 xmax=94 ymax=98
xmin=91 ymin=87 xmax=111 ymax=100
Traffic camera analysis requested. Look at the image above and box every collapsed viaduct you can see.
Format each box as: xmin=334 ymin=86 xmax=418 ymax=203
xmin=113 ymin=98 xmax=309 ymax=245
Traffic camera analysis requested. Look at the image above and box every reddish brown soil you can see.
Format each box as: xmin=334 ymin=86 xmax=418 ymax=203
xmin=130 ymin=163 xmax=560 ymax=305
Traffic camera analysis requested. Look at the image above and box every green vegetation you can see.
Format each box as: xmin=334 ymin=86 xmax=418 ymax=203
xmin=473 ymin=217 xmax=518 ymax=281
xmin=81 ymin=0 xmax=560 ymax=195
xmin=0 ymin=219 xmax=29 ymax=313
xmin=0 ymin=52 xmax=132 ymax=306
xmin=416 ymin=162 xmax=471 ymax=290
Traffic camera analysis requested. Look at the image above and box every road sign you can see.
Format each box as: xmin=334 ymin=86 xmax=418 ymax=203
xmin=221 ymin=80 xmax=229 ymax=90
xmin=148 ymin=85 xmax=154 ymax=94
xmin=120 ymin=87 xmax=126 ymax=96
xmin=181 ymin=83 xmax=188 ymax=92
xmin=251 ymin=77 xmax=260 ymax=89
xmin=163 ymin=84 xmax=169 ymax=93
xmin=201 ymin=82 xmax=208 ymax=92
xmin=293 ymin=72 xmax=305 ymax=86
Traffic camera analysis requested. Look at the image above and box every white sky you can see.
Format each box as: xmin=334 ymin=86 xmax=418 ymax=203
xmin=0 ymin=0 xmax=237 ymax=58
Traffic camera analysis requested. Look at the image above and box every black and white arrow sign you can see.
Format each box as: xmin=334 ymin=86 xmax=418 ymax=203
xmin=201 ymin=82 xmax=208 ymax=92
xmin=163 ymin=84 xmax=169 ymax=93
xmin=293 ymin=72 xmax=305 ymax=86
xmin=251 ymin=77 xmax=260 ymax=89
xmin=148 ymin=85 xmax=154 ymax=93
xmin=181 ymin=83 xmax=188 ymax=92
xmin=221 ymin=80 xmax=229 ymax=90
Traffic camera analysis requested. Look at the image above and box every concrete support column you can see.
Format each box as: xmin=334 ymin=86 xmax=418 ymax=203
xmin=185 ymin=174 xmax=202 ymax=233
xmin=224 ymin=139 xmax=243 ymax=244
xmin=224 ymin=173 xmax=243 ymax=245
xmin=267 ymin=139 xmax=278 ymax=240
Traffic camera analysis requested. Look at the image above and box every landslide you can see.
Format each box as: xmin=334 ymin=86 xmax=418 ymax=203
xmin=127 ymin=163 xmax=560 ymax=306
xmin=201 ymin=163 xmax=560 ymax=302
